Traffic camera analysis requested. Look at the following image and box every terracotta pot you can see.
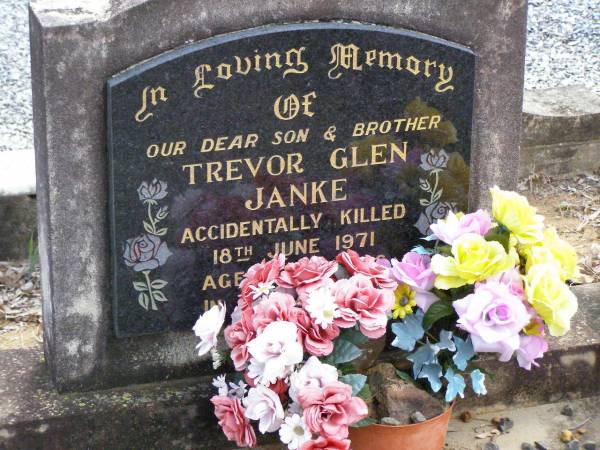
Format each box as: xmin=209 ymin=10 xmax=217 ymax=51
xmin=349 ymin=402 xmax=454 ymax=450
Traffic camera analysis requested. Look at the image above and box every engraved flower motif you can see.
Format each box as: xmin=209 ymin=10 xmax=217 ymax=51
xmin=414 ymin=201 xmax=456 ymax=236
xmin=123 ymin=233 xmax=172 ymax=272
xmin=137 ymin=178 xmax=168 ymax=203
xmin=420 ymin=149 xmax=449 ymax=172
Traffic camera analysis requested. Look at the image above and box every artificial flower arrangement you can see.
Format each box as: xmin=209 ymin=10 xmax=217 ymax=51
xmin=192 ymin=186 xmax=579 ymax=449
xmin=193 ymin=250 xmax=398 ymax=449
xmin=388 ymin=186 xmax=579 ymax=404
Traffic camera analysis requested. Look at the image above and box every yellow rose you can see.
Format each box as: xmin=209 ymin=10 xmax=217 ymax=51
xmin=525 ymin=264 xmax=578 ymax=337
xmin=431 ymin=234 xmax=516 ymax=289
xmin=490 ymin=186 xmax=544 ymax=245
xmin=523 ymin=227 xmax=579 ymax=282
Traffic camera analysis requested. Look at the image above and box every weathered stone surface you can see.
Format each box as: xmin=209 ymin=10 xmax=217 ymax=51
xmin=368 ymin=362 xmax=444 ymax=423
xmin=0 ymin=195 xmax=37 ymax=260
xmin=30 ymin=0 xmax=528 ymax=391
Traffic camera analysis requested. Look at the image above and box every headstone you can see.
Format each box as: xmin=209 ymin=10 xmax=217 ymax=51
xmin=107 ymin=23 xmax=475 ymax=337
xmin=30 ymin=0 xmax=528 ymax=391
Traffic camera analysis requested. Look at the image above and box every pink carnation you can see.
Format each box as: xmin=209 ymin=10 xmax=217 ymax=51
xmin=454 ymin=281 xmax=531 ymax=361
xmin=300 ymin=437 xmax=351 ymax=450
xmin=293 ymin=308 xmax=340 ymax=356
xmin=336 ymin=250 xmax=398 ymax=289
xmin=211 ymin=395 xmax=257 ymax=448
xmin=298 ymin=380 xmax=368 ymax=439
xmin=278 ymin=256 xmax=338 ymax=296
xmin=239 ymin=254 xmax=285 ymax=308
xmin=224 ymin=313 xmax=255 ymax=371
xmin=333 ymin=274 xmax=394 ymax=338
xmin=516 ymin=334 xmax=548 ymax=370
xmin=390 ymin=252 xmax=439 ymax=312
xmin=252 ymin=292 xmax=296 ymax=333
xmin=429 ymin=209 xmax=493 ymax=245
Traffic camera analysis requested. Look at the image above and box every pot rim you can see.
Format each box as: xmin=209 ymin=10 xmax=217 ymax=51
xmin=351 ymin=401 xmax=455 ymax=430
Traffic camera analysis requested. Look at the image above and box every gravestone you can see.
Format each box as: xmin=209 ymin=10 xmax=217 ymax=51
xmin=107 ymin=23 xmax=475 ymax=337
xmin=30 ymin=0 xmax=528 ymax=391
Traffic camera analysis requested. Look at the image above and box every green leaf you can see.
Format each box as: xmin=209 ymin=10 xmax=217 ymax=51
xmin=339 ymin=327 xmax=369 ymax=346
xmin=395 ymin=370 xmax=417 ymax=385
xmin=351 ymin=417 xmax=377 ymax=428
xmin=340 ymin=374 xmax=367 ymax=396
xmin=151 ymin=279 xmax=168 ymax=289
xmin=422 ymin=300 xmax=454 ymax=330
xmin=356 ymin=382 xmax=372 ymax=401
xmin=324 ymin=339 xmax=362 ymax=365
xmin=133 ymin=281 xmax=148 ymax=292
xmin=336 ymin=362 xmax=357 ymax=376
xmin=138 ymin=292 xmax=149 ymax=310
xmin=484 ymin=226 xmax=510 ymax=252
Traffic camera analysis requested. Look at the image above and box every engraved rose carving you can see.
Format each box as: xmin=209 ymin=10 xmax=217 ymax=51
xmin=137 ymin=178 xmax=168 ymax=203
xmin=123 ymin=233 xmax=172 ymax=272
xmin=419 ymin=149 xmax=449 ymax=172
xmin=415 ymin=201 xmax=456 ymax=236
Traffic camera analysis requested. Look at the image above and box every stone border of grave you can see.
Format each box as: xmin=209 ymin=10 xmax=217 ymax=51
xmin=29 ymin=0 xmax=528 ymax=391
xmin=0 ymin=282 xmax=597 ymax=449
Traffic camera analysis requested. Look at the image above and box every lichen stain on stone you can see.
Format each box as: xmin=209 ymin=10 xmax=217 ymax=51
xmin=0 ymin=428 xmax=15 ymax=439
xmin=560 ymin=350 xmax=597 ymax=368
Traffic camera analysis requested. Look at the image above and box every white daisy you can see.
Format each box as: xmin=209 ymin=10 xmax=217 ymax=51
xmin=251 ymin=281 xmax=276 ymax=300
xmin=305 ymin=286 xmax=339 ymax=328
xmin=279 ymin=414 xmax=311 ymax=450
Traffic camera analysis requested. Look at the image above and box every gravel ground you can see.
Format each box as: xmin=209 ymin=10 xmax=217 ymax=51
xmin=0 ymin=0 xmax=598 ymax=153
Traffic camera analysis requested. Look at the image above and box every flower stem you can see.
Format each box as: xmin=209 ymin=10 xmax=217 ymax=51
xmin=147 ymin=202 xmax=157 ymax=234
xmin=143 ymin=270 xmax=157 ymax=310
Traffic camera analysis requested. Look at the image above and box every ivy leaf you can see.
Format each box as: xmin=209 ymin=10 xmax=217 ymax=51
xmin=324 ymin=339 xmax=362 ymax=365
xmin=340 ymin=374 xmax=367 ymax=396
xmin=390 ymin=309 xmax=425 ymax=351
xmin=470 ymin=369 xmax=487 ymax=396
xmin=418 ymin=363 xmax=443 ymax=393
xmin=444 ymin=367 xmax=466 ymax=402
xmin=452 ymin=335 xmax=475 ymax=370
xmin=422 ymin=300 xmax=454 ymax=330
xmin=133 ymin=281 xmax=148 ymax=292
xmin=351 ymin=417 xmax=377 ymax=428
xmin=431 ymin=330 xmax=456 ymax=354
xmin=407 ymin=343 xmax=437 ymax=378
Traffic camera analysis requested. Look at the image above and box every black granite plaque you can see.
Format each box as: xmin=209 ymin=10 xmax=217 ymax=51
xmin=107 ymin=22 xmax=475 ymax=337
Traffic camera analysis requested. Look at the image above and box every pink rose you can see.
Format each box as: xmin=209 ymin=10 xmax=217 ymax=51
xmin=300 ymin=436 xmax=351 ymax=450
xmin=336 ymin=250 xmax=398 ymax=289
xmin=454 ymin=282 xmax=531 ymax=361
xmin=252 ymin=292 xmax=296 ymax=333
xmin=244 ymin=372 xmax=289 ymax=402
xmin=486 ymin=267 xmax=525 ymax=299
xmin=293 ymin=308 xmax=340 ymax=356
xmin=224 ymin=313 xmax=255 ymax=371
xmin=333 ymin=275 xmax=394 ymax=338
xmin=390 ymin=252 xmax=439 ymax=312
xmin=239 ymin=254 xmax=285 ymax=308
xmin=278 ymin=256 xmax=338 ymax=296
xmin=516 ymin=334 xmax=548 ymax=370
xmin=211 ymin=395 xmax=257 ymax=448
xmin=298 ymin=380 xmax=368 ymax=439
xmin=429 ymin=210 xmax=493 ymax=245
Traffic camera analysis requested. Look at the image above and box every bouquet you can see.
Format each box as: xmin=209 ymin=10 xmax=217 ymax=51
xmin=388 ymin=186 xmax=579 ymax=402
xmin=193 ymin=250 xmax=398 ymax=449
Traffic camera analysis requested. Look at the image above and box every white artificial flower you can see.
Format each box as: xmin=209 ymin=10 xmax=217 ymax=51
xmin=230 ymin=304 xmax=242 ymax=324
xmin=243 ymin=385 xmax=285 ymax=434
xmin=247 ymin=321 xmax=303 ymax=385
xmin=279 ymin=414 xmax=311 ymax=450
xmin=212 ymin=374 xmax=228 ymax=396
xmin=192 ymin=302 xmax=226 ymax=356
xmin=305 ymin=286 xmax=339 ymax=328
xmin=228 ymin=380 xmax=248 ymax=399
xmin=288 ymin=356 xmax=339 ymax=403
xmin=251 ymin=280 xmax=276 ymax=300
xmin=210 ymin=347 xmax=223 ymax=370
